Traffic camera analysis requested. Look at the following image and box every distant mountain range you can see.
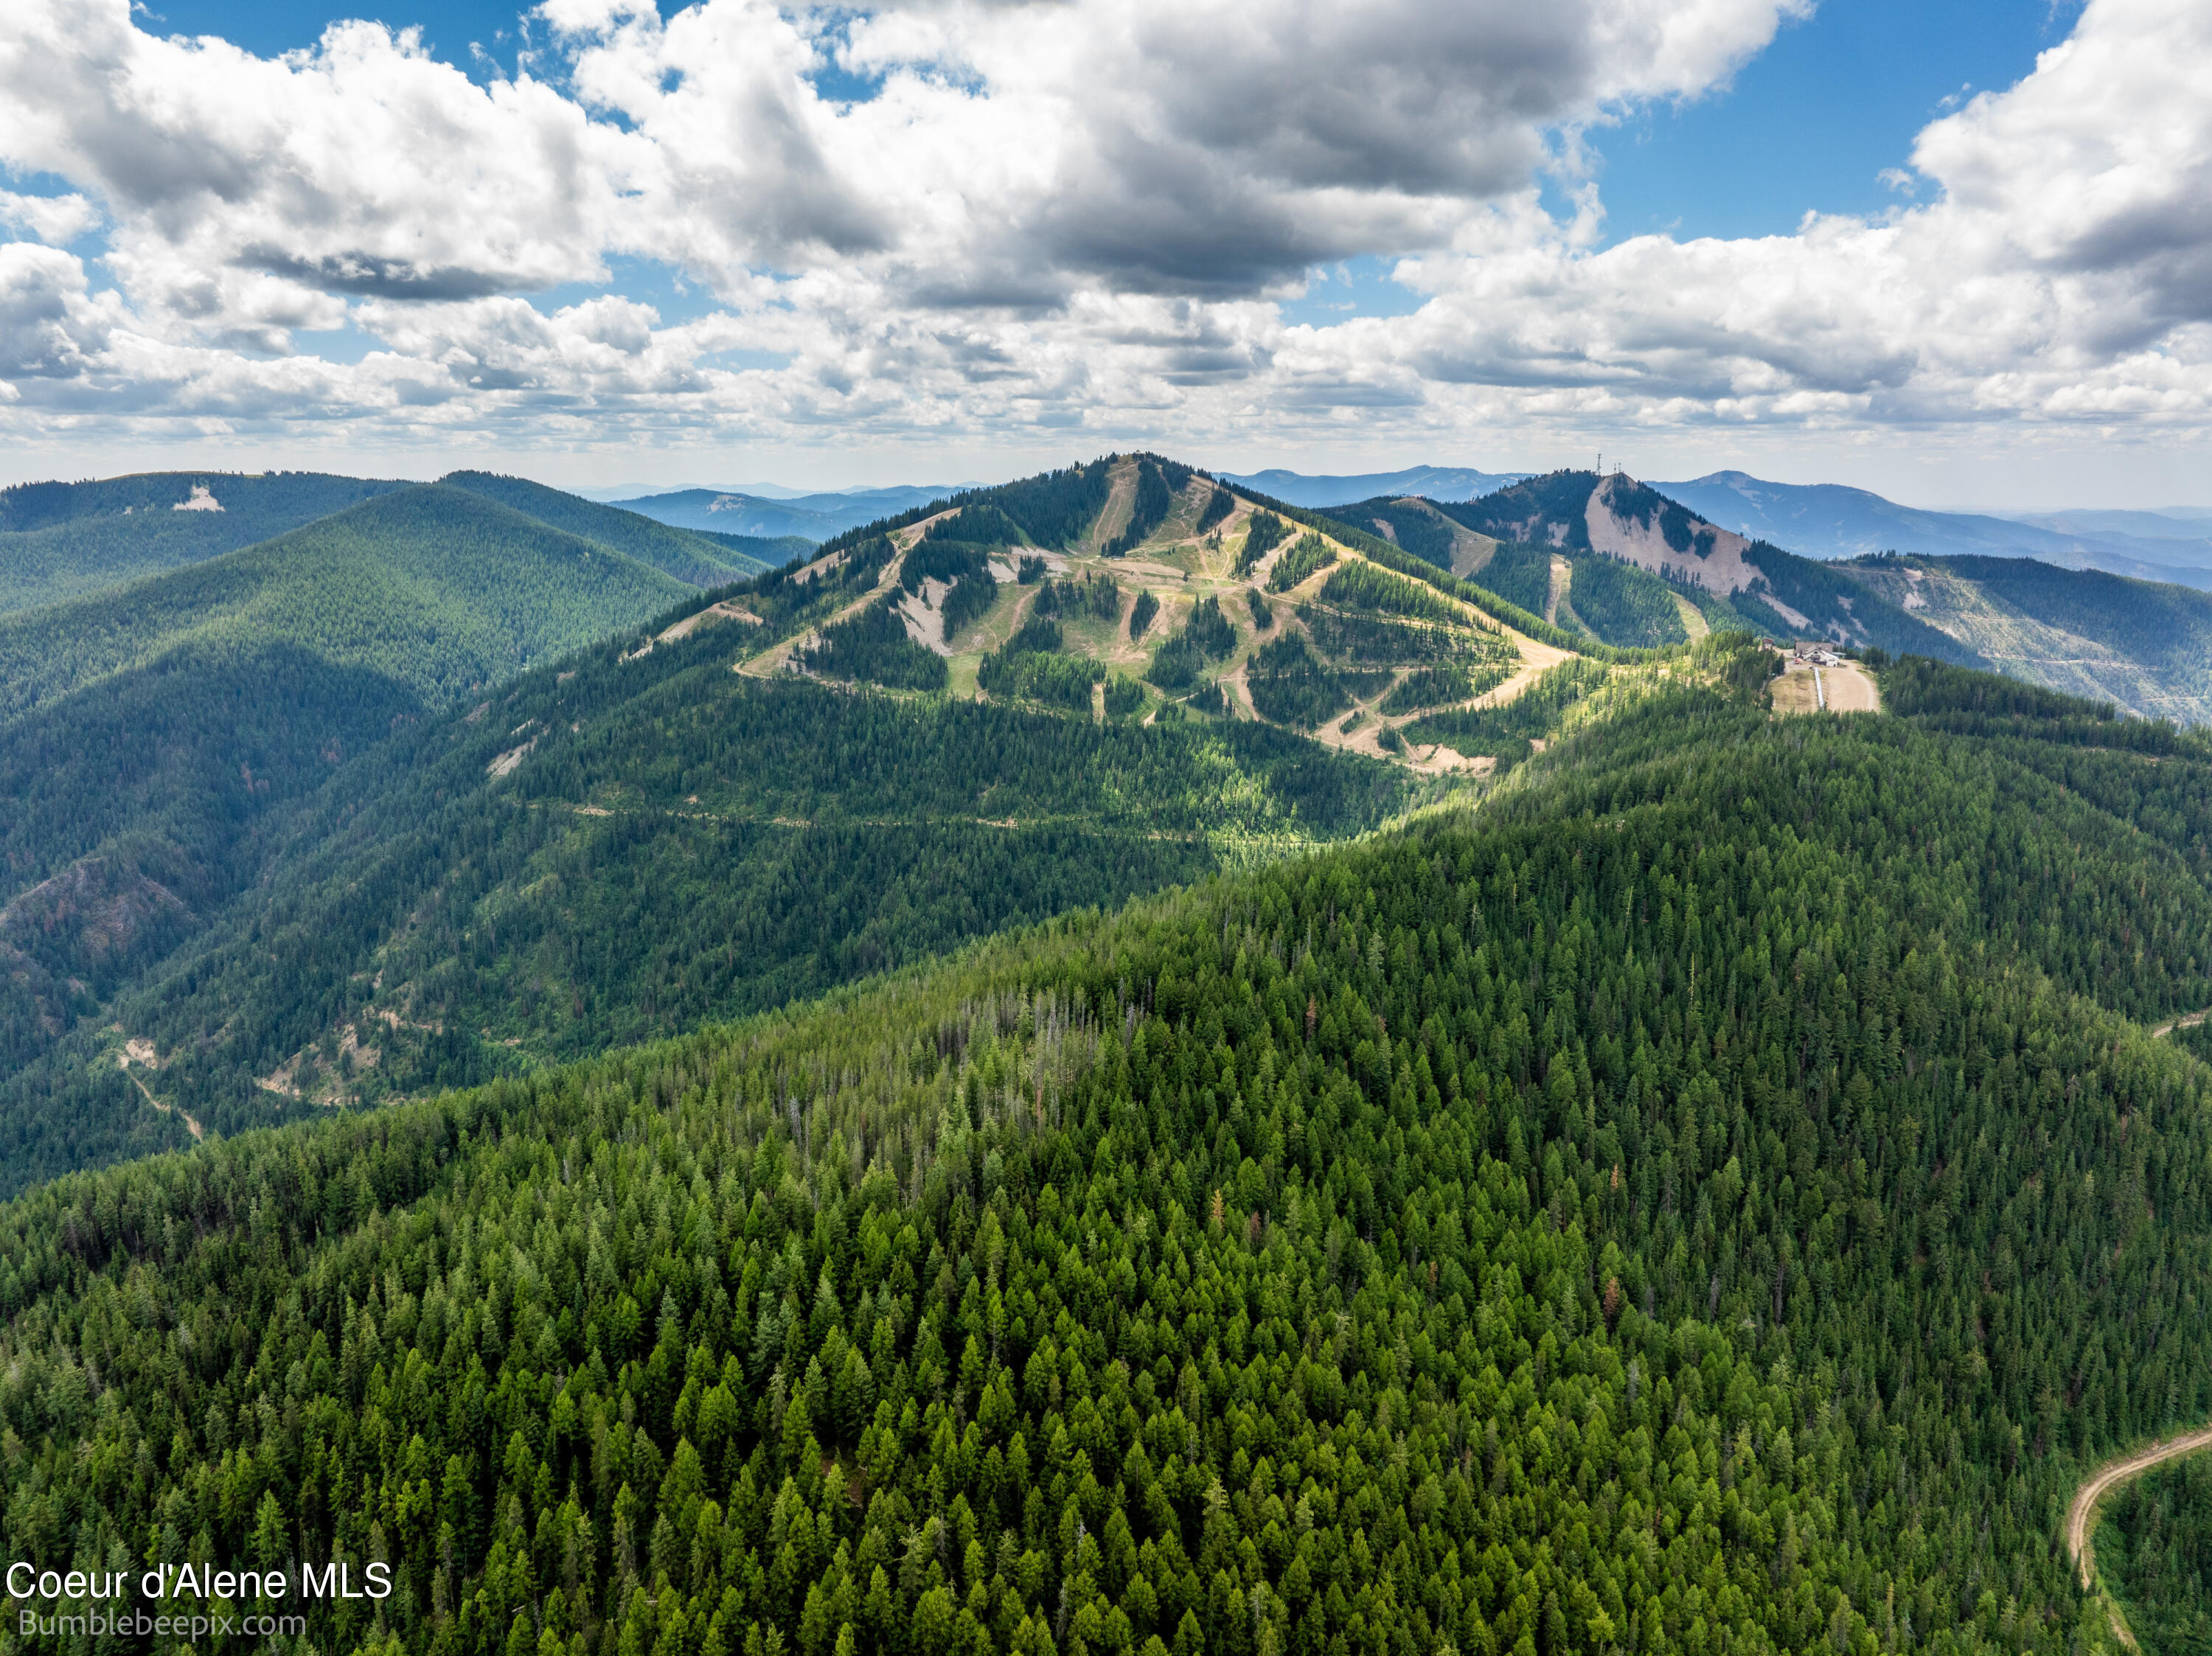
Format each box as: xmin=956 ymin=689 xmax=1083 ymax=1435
xmin=607 ymin=483 xmax=975 ymax=543
xmin=577 ymin=480 xmax=983 ymax=505
xmin=1220 ymin=464 xmax=1528 ymax=507
xmin=1649 ymin=470 xmax=2212 ymax=588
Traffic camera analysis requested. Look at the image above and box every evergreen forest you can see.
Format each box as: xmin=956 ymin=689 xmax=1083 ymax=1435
xmin=9 ymin=455 xmax=2212 ymax=1656
xmin=9 ymin=658 xmax=2212 ymax=1656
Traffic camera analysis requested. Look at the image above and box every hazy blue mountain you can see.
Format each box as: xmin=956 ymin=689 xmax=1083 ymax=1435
xmin=1654 ymin=470 xmax=2212 ymax=588
xmin=1997 ymin=507 xmax=2212 ymax=541
xmin=1994 ymin=508 xmax=2212 ymax=572
xmin=573 ymin=480 xmax=817 ymax=501
xmin=1222 ymin=463 xmax=1527 ymax=507
xmin=611 ymin=483 xmax=971 ymax=541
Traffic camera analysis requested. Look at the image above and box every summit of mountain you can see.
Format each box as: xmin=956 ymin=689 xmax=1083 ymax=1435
xmin=0 ymin=481 xmax=697 ymax=723
xmin=0 ymin=468 xmax=414 ymax=616
xmin=436 ymin=471 xmax=779 ymax=583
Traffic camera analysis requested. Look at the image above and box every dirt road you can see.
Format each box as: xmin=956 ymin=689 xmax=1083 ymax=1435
xmin=2066 ymin=1425 xmax=2212 ymax=1589
xmin=1818 ymin=661 xmax=1882 ymax=712
xmin=118 ymin=1050 xmax=204 ymax=1141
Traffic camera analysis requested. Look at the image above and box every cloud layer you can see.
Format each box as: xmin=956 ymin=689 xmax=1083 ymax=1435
xmin=0 ymin=0 xmax=2206 ymax=467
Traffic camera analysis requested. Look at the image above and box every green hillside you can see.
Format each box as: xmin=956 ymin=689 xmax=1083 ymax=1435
xmin=0 ymin=453 xmax=1687 ymax=1196
xmin=0 ymin=602 xmax=1423 ymax=1194
xmin=694 ymin=526 xmax=818 ymax=567
xmin=4 ymin=655 xmax=2212 ymax=1656
xmin=1327 ymin=496 xmax=1464 ymax=569
xmin=439 ymin=472 xmax=776 ymax=584
xmin=1843 ymin=554 xmax=2212 ymax=722
xmin=0 ymin=470 xmax=409 ymax=615
xmin=0 ymin=640 xmax=425 ymax=1080
xmin=0 ymin=484 xmax=694 ymax=720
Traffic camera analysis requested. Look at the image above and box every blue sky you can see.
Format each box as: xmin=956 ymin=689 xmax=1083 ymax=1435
xmin=4 ymin=0 xmax=2207 ymax=504
xmin=142 ymin=0 xmax=2068 ymax=264
xmin=1590 ymin=0 xmax=2071 ymax=245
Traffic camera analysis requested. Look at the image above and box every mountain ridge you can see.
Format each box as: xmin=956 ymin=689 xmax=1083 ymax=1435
xmin=1654 ymin=468 xmax=2212 ymax=587
xmin=0 ymin=481 xmax=696 ymax=722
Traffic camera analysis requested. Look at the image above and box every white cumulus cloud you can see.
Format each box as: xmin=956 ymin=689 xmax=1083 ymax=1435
xmin=0 ymin=0 xmax=2203 ymax=474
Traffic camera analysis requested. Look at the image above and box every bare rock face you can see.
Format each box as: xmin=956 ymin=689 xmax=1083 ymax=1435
xmin=1585 ymin=474 xmax=1764 ymax=596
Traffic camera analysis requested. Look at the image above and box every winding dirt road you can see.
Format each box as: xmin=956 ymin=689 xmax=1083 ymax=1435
xmin=2066 ymin=1426 xmax=2212 ymax=1589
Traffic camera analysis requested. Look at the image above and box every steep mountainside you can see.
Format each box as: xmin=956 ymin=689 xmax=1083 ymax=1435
xmin=1378 ymin=470 xmax=2212 ymax=718
xmin=1844 ymin=554 xmax=2212 ymax=721
xmin=0 ymin=483 xmax=694 ymax=720
xmin=0 ymin=639 xmax=424 ymax=1027
xmin=0 ymin=617 xmax=1420 ymax=1195
xmin=0 ymin=469 xmax=410 ymax=615
xmin=6 ymin=656 xmax=2212 ymax=1656
xmin=1394 ymin=472 xmax=1975 ymax=661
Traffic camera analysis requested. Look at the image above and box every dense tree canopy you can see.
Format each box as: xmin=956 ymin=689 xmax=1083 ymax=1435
xmin=3 ymin=669 xmax=2210 ymax=1656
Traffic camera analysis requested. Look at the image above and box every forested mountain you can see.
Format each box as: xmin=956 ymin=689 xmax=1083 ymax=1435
xmin=1368 ymin=471 xmax=1973 ymax=661
xmin=0 ymin=484 xmax=694 ymax=721
xmin=1843 ymin=554 xmax=2212 ymax=723
xmin=0 ymin=455 xmax=1624 ymax=1204
xmin=0 ymin=543 xmax=1426 ymax=1194
xmin=0 ymin=481 xmax=718 ymax=1115
xmin=21 ymin=448 xmax=2198 ymax=1206
xmin=0 ymin=452 xmax=1778 ymax=1198
xmin=21 ymin=449 xmax=2212 ymax=1217
xmin=6 ymin=647 xmax=2212 ymax=1656
xmin=0 ymin=641 xmax=426 ymax=1090
xmin=1322 ymin=472 xmax=2212 ymax=720
xmin=742 ymin=454 xmax=1654 ymax=770
xmin=0 ymin=470 xmax=409 ymax=615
